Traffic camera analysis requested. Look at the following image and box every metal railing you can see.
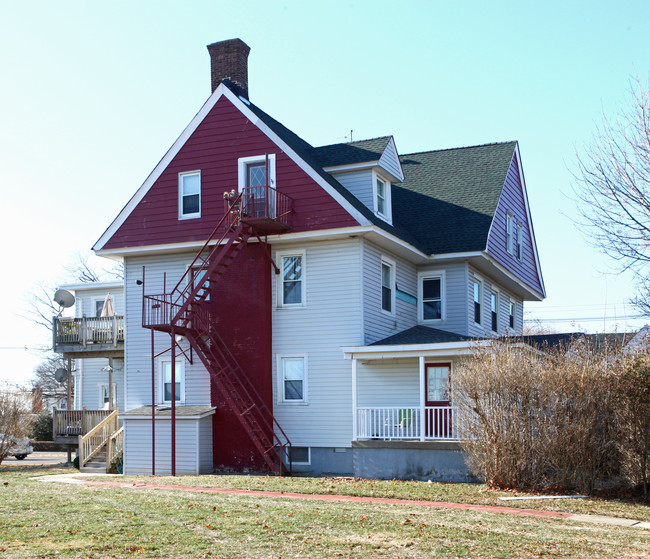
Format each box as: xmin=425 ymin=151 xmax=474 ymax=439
xmin=53 ymin=315 xmax=125 ymax=349
xmin=79 ymin=408 xmax=119 ymax=468
xmin=356 ymin=406 xmax=459 ymax=441
xmin=53 ymin=408 xmax=113 ymax=438
xmin=227 ymin=185 xmax=292 ymax=230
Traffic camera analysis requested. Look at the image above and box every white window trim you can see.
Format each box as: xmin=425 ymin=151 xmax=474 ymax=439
xmin=418 ymin=270 xmax=445 ymax=323
xmin=91 ymin=296 xmax=105 ymax=318
xmin=372 ymin=170 xmax=392 ymax=224
xmin=178 ymin=170 xmax=201 ymax=220
xmin=98 ymin=383 xmax=117 ymax=409
xmin=276 ymin=249 xmax=306 ymax=308
xmin=506 ymin=213 xmax=514 ymax=254
xmin=516 ymin=222 xmax=523 ymax=261
xmin=472 ymin=277 xmax=483 ymax=326
xmin=508 ymin=298 xmax=516 ymax=330
xmin=159 ymin=359 xmax=186 ymax=405
xmin=380 ymin=256 xmax=396 ymax=316
xmin=238 ymin=154 xmax=276 ymax=191
xmin=277 ymin=354 xmax=308 ymax=405
xmin=490 ymin=289 xmax=499 ymax=333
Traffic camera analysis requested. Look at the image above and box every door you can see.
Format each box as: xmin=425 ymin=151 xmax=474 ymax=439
xmin=425 ymin=363 xmax=452 ymax=438
xmin=245 ymin=160 xmax=275 ymax=218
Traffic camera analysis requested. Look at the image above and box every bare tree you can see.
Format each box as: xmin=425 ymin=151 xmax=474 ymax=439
xmin=32 ymin=354 xmax=70 ymax=409
xmin=64 ymin=251 xmax=124 ymax=283
xmin=0 ymin=385 xmax=33 ymax=464
xmin=574 ymin=78 xmax=650 ymax=313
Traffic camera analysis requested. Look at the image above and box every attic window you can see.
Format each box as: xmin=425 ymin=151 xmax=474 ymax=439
xmin=179 ymin=171 xmax=201 ymax=219
xmin=373 ymin=173 xmax=392 ymax=222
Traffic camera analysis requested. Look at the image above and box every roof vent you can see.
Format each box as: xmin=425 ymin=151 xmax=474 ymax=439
xmin=206 ymin=38 xmax=251 ymax=99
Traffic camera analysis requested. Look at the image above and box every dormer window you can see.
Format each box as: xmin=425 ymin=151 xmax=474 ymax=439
xmin=373 ymin=173 xmax=392 ymax=222
xmin=179 ymin=171 xmax=201 ymax=219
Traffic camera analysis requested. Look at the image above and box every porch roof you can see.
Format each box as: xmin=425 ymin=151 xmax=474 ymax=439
xmin=121 ymin=405 xmax=216 ymax=419
xmin=343 ymin=326 xmax=491 ymax=360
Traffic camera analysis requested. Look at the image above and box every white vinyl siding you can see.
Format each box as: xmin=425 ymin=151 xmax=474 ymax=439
xmin=377 ymin=138 xmax=403 ymax=180
xmin=357 ymin=359 xmax=420 ymax=408
xmin=123 ymin=415 xmax=213 ymax=475
xmin=362 ymin=241 xmax=417 ymax=344
xmin=272 ymin=239 xmax=362 ymax=448
xmin=332 ymin=170 xmax=374 ymax=211
xmin=123 ymin=253 xmax=212 ymax=411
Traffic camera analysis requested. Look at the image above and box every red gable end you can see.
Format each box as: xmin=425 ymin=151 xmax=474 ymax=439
xmin=101 ymin=94 xmax=359 ymax=251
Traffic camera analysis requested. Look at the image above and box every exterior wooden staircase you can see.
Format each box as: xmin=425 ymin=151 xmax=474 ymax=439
xmin=142 ymin=186 xmax=293 ymax=475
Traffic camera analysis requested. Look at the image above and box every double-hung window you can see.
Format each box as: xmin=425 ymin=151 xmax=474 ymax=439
xmin=160 ymin=360 xmax=185 ymax=404
xmin=278 ymin=252 xmax=304 ymax=307
xmin=179 ymin=171 xmax=201 ymax=219
xmin=373 ymin=173 xmax=391 ymax=222
xmin=473 ymin=280 xmax=482 ymax=325
xmin=490 ymin=291 xmax=498 ymax=332
xmin=421 ymin=276 xmax=442 ymax=321
xmin=506 ymin=213 xmax=514 ymax=254
xmin=381 ymin=258 xmax=395 ymax=314
xmin=509 ymin=300 xmax=516 ymax=329
xmin=279 ymin=355 xmax=306 ymax=403
xmin=516 ymin=224 xmax=523 ymax=260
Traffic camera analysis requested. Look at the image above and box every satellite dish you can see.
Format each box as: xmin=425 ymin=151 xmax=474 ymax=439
xmin=54 ymin=289 xmax=75 ymax=308
xmin=54 ymin=368 xmax=68 ymax=383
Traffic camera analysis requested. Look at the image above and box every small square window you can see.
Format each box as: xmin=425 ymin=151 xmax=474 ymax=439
xmin=290 ymin=446 xmax=310 ymax=465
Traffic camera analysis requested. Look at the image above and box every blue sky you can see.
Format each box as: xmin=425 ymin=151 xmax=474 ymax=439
xmin=1 ymin=0 xmax=649 ymax=384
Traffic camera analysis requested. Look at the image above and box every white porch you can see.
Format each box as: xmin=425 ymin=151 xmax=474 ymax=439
xmin=344 ymin=338 xmax=487 ymax=443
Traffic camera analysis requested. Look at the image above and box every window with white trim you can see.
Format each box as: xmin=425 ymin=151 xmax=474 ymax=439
xmin=490 ymin=291 xmax=498 ymax=332
xmin=381 ymin=258 xmax=395 ymax=314
xmin=278 ymin=252 xmax=304 ymax=307
xmin=509 ymin=300 xmax=516 ymax=329
xmin=279 ymin=355 xmax=306 ymax=403
xmin=99 ymin=383 xmax=117 ymax=410
xmin=160 ymin=360 xmax=185 ymax=404
xmin=516 ymin=223 xmax=523 ymax=260
xmin=179 ymin=171 xmax=201 ymax=219
xmin=473 ymin=280 xmax=482 ymax=325
xmin=421 ymin=275 xmax=442 ymax=321
xmin=373 ymin=173 xmax=392 ymax=221
xmin=506 ymin=213 xmax=514 ymax=254
xmin=290 ymin=446 xmax=310 ymax=465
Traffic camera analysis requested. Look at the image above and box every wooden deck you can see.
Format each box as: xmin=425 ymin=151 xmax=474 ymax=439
xmin=52 ymin=409 xmax=114 ymax=444
xmin=53 ymin=315 xmax=124 ymax=358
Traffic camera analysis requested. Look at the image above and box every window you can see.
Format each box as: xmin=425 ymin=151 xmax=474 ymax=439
xmin=509 ymin=301 xmax=515 ymax=329
xmin=381 ymin=258 xmax=395 ymax=314
xmin=179 ymin=171 xmax=201 ymax=219
xmin=506 ymin=213 xmax=514 ymax=254
xmin=99 ymin=384 xmax=117 ymax=410
xmin=373 ymin=172 xmax=391 ymax=221
xmin=278 ymin=252 xmax=304 ymax=307
xmin=279 ymin=356 xmax=306 ymax=403
xmin=473 ymin=280 xmax=482 ymax=325
xmin=490 ymin=292 xmax=498 ymax=332
xmin=94 ymin=299 xmax=104 ymax=317
xmin=289 ymin=446 xmax=310 ymax=465
xmin=421 ymin=276 xmax=442 ymax=321
xmin=191 ymin=266 xmax=210 ymax=302
xmin=160 ymin=360 xmax=185 ymax=404
xmin=516 ymin=223 xmax=523 ymax=260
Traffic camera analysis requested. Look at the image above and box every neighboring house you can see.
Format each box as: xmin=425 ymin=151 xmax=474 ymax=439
xmin=51 ymin=281 xmax=125 ymax=451
xmin=91 ymin=39 xmax=546 ymax=480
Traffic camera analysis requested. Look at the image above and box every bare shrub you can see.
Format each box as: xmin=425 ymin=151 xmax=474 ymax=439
xmin=455 ymin=341 xmax=618 ymax=493
xmin=613 ymin=355 xmax=650 ymax=497
xmin=0 ymin=386 xmax=33 ymax=465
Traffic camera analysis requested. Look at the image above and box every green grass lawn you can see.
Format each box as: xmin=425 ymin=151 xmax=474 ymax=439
xmin=0 ymin=467 xmax=649 ymax=558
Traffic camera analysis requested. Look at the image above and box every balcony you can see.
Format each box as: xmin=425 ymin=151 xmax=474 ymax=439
xmin=225 ymin=185 xmax=292 ymax=234
xmin=52 ymin=408 xmax=114 ymax=444
xmin=53 ymin=315 xmax=125 ymax=358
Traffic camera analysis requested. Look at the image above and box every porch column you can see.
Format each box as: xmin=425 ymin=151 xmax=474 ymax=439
xmin=419 ymin=356 xmax=425 ymax=442
xmin=351 ymin=358 xmax=358 ymax=441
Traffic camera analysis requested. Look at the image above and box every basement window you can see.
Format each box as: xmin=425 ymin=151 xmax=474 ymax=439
xmin=290 ymin=446 xmax=310 ymax=465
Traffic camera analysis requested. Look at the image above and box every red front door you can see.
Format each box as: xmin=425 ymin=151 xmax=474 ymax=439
xmin=425 ymin=363 xmax=452 ymax=438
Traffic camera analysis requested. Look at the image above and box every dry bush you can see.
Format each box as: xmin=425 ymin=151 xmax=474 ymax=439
xmin=455 ymin=341 xmax=618 ymax=493
xmin=0 ymin=386 xmax=33 ymax=465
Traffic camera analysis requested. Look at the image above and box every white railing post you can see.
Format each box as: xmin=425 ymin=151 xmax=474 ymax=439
xmin=419 ymin=357 xmax=426 ymax=441
xmin=351 ymin=359 xmax=358 ymax=441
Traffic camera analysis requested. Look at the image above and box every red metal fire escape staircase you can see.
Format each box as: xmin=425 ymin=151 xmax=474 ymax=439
xmin=142 ymin=188 xmax=292 ymax=475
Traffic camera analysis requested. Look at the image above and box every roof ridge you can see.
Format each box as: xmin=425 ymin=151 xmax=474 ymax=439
xmin=314 ymin=135 xmax=393 ymax=150
xmin=401 ymin=140 xmax=517 ymax=158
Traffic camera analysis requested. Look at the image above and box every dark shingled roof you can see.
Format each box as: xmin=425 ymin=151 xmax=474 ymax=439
xmin=239 ymin=84 xmax=516 ymax=255
xmin=371 ymin=326 xmax=476 ymax=346
xmin=311 ymin=137 xmax=391 ymax=167
xmin=515 ymin=332 xmax=636 ymax=352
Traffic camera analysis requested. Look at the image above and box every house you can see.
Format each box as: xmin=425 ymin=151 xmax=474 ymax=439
xmin=51 ymin=281 xmax=124 ymax=468
xmin=90 ymin=38 xmax=545 ymax=480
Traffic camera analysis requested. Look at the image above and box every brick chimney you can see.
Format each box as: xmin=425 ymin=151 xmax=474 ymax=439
xmin=207 ymin=38 xmax=251 ymax=99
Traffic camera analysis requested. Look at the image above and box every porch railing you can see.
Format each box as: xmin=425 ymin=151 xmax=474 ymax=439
xmin=79 ymin=408 xmax=119 ymax=469
xmin=53 ymin=315 xmax=125 ymax=349
xmin=107 ymin=425 xmax=124 ymax=473
xmin=356 ymin=406 xmax=459 ymax=441
xmin=53 ymin=408 xmax=113 ymax=439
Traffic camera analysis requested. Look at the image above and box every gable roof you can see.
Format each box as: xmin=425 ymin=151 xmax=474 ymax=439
xmin=371 ymin=325 xmax=476 ymax=345
xmin=312 ymin=137 xmax=392 ymax=167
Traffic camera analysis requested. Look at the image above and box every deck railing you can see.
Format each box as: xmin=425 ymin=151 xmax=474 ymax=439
xmin=79 ymin=408 xmax=119 ymax=469
xmin=356 ymin=406 xmax=459 ymax=441
xmin=53 ymin=316 xmax=125 ymax=349
xmin=53 ymin=409 xmax=113 ymax=439
xmin=225 ymin=185 xmax=292 ymax=230
xmin=107 ymin=425 xmax=124 ymax=473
